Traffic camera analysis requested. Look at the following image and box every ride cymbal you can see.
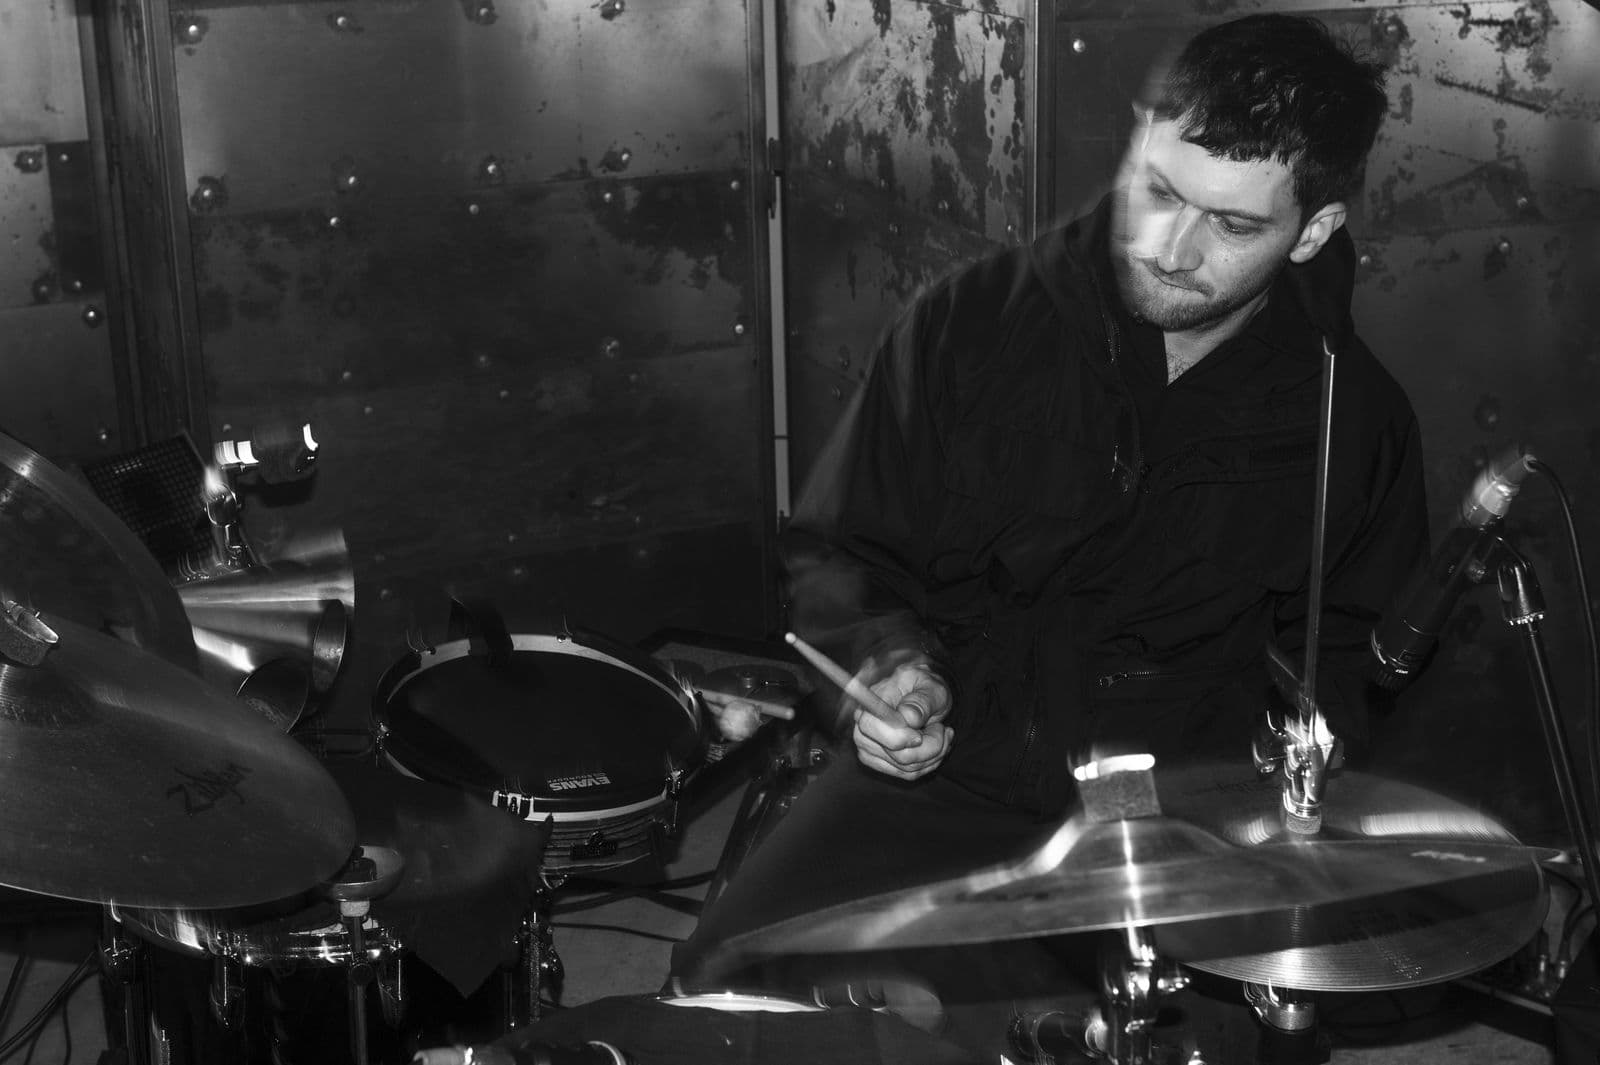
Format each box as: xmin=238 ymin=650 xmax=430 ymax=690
xmin=0 ymin=616 xmax=355 ymax=908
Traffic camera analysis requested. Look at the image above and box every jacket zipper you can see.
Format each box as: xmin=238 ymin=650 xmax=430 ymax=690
xmin=1096 ymin=663 xmax=1241 ymax=689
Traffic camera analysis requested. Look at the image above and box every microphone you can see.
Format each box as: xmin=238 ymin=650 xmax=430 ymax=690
xmin=214 ymin=421 xmax=319 ymax=484
xmin=1370 ymin=444 xmax=1538 ymax=690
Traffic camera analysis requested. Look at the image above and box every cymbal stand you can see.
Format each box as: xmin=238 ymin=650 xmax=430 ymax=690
xmin=1498 ymin=545 xmax=1600 ymax=921
xmin=1243 ymin=983 xmax=1328 ymax=1065
xmin=1089 ymin=926 xmax=1192 ymax=1065
xmin=1253 ymin=337 xmax=1341 ymax=837
xmin=507 ymin=884 xmax=563 ymax=1028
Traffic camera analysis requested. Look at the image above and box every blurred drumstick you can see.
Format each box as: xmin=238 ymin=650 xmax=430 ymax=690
xmin=699 ymin=688 xmax=796 ymax=721
xmin=784 ymin=632 xmax=900 ymax=725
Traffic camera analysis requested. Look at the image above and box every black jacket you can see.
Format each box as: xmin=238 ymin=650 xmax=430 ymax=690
xmin=784 ymin=198 xmax=1429 ymax=814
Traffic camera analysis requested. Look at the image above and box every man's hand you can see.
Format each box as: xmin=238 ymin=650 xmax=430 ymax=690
xmin=852 ymin=662 xmax=953 ymax=780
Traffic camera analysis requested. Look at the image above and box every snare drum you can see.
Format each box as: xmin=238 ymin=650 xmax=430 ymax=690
xmin=374 ymin=630 xmax=703 ymax=875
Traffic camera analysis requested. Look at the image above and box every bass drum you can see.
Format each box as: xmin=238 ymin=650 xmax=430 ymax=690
xmin=374 ymin=628 xmax=703 ymax=876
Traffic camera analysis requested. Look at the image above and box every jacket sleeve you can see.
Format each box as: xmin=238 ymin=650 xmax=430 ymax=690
xmin=779 ymin=288 xmax=962 ymax=706
xmin=1270 ymin=398 xmax=1431 ymax=744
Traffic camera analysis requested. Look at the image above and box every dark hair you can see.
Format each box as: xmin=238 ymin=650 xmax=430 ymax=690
xmin=1150 ymin=14 xmax=1387 ymax=214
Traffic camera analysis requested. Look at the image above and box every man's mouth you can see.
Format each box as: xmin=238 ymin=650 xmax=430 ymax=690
xmin=1140 ymin=259 xmax=1203 ymax=293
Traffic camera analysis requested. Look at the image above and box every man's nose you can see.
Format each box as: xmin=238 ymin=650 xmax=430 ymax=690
xmin=1156 ymin=206 xmax=1204 ymax=273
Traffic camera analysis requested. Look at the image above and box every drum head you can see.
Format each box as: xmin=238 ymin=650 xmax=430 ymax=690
xmin=378 ymin=634 xmax=700 ymax=814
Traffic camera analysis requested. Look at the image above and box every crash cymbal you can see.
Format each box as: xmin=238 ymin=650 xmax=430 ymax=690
xmin=715 ymin=801 xmax=1546 ymax=961
xmin=0 ymin=432 xmax=195 ymax=669
xmin=0 ymin=616 xmax=355 ymax=908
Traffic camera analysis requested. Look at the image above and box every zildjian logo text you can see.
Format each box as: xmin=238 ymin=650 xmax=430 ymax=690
xmin=167 ymin=761 xmax=252 ymax=814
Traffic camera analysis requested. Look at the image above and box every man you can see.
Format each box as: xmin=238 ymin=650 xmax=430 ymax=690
xmin=676 ymin=12 xmax=1429 ymax=1050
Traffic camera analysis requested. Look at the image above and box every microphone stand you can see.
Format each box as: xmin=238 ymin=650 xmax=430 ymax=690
xmin=1496 ymin=543 xmax=1600 ymax=920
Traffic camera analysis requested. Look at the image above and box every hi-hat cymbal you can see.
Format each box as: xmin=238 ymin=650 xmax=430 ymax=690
xmin=714 ymin=765 xmax=1548 ymax=967
xmin=0 ymin=616 xmax=355 ymax=908
xmin=0 ymin=432 xmax=195 ymax=669
xmin=1152 ymin=763 xmax=1548 ymax=990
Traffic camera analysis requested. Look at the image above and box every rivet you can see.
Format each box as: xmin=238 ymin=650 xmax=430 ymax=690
xmin=13 ymin=150 xmax=43 ymax=174
xmin=480 ymin=156 xmax=504 ymax=182
xmin=475 ymin=352 xmax=492 ymax=368
xmin=730 ymin=179 xmax=741 ymax=192
xmin=1496 ymin=238 xmax=1513 ymax=255
xmin=733 ymin=322 xmax=747 ymax=337
xmin=56 ymin=151 xmax=70 ymax=166
xmin=328 ymin=12 xmax=359 ymax=32
xmin=888 ymin=222 xmax=901 ymax=236
xmin=81 ymin=305 xmax=103 ymax=328
xmin=1515 ymin=195 xmax=1530 ymax=211
xmin=327 ymin=213 xmax=342 ymax=229
xmin=837 ymin=354 xmax=851 ymax=370
xmin=341 ymin=369 xmax=354 ymax=382
xmin=627 ymin=372 xmax=639 ymax=384
xmin=363 ymin=405 xmax=374 ymax=415
xmin=379 ymin=587 xmax=393 ymax=601
xmin=599 ymin=0 xmax=624 ymax=17
xmin=1071 ymin=37 xmax=1086 ymax=54
xmin=602 ymin=190 xmax=615 ymax=204
xmin=498 ymin=388 xmax=511 ymax=400
xmin=601 ymin=337 xmax=621 ymax=359
xmin=65 ymin=278 xmax=83 ymax=293
xmin=467 ymin=202 xmax=481 ymax=216
xmin=619 ymin=149 xmax=632 ymax=164
xmin=189 ymin=176 xmax=227 ymax=212
xmin=221 ymin=423 xmax=233 ymax=433
xmin=31 ymin=278 xmax=53 ymax=303
xmin=507 ymin=532 xmax=518 ymax=543
xmin=96 ymin=426 xmax=110 ymax=444
xmin=510 ymin=564 xmax=528 ymax=579
xmin=468 ymin=0 xmax=497 ymax=25
xmin=175 ymin=16 xmax=208 ymax=45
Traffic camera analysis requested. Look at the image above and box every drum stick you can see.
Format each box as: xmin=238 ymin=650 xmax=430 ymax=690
xmin=783 ymin=632 xmax=900 ymax=725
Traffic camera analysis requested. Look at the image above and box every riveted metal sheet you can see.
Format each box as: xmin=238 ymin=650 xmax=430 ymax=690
xmin=0 ymin=0 xmax=89 ymax=145
xmin=0 ymin=302 xmax=121 ymax=461
xmin=1366 ymin=1 xmax=1600 ymax=234
xmin=785 ymin=0 xmax=1031 ymax=244
xmin=172 ymin=0 xmax=750 ymax=215
xmin=194 ymin=172 xmax=760 ymax=582
xmin=0 ymin=146 xmax=56 ymax=310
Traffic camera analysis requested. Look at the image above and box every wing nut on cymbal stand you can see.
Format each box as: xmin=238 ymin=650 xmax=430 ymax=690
xmin=0 ymin=601 xmax=58 ymax=666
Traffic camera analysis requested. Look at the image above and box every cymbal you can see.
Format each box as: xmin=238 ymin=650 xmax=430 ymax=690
xmin=715 ymin=765 xmax=1548 ymax=964
xmin=324 ymin=760 xmax=546 ymax=910
xmin=0 ymin=616 xmax=355 ymax=908
xmin=0 ymin=432 xmax=195 ymax=669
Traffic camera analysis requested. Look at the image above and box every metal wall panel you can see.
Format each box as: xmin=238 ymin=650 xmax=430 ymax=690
xmin=0 ymin=1 xmax=122 ymax=463
xmin=172 ymin=0 xmax=750 ymax=214
xmin=1048 ymin=1 xmax=1600 ymax=840
xmin=125 ymin=0 xmax=774 ymax=706
xmin=781 ymin=0 xmax=1037 ymax=488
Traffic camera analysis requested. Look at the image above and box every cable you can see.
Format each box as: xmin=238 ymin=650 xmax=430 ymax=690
xmin=0 ymin=951 xmax=28 ymax=1031
xmin=551 ymin=922 xmax=684 ymax=945
xmin=0 ymin=950 xmax=95 ymax=1062
xmin=1531 ymin=461 xmax=1599 ymax=890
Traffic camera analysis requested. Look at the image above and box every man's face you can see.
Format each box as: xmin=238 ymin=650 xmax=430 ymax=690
xmin=1112 ymin=113 xmax=1311 ymax=332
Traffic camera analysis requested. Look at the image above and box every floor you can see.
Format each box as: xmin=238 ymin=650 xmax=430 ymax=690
xmin=0 ymin=726 xmax=1576 ymax=1065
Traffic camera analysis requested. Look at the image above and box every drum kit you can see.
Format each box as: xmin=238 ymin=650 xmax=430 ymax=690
xmin=0 ymin=422 xmax=1574 ymax=1065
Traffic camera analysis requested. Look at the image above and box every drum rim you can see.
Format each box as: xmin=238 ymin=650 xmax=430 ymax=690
xmin=371 ymin=630 xmax=703 ymax=812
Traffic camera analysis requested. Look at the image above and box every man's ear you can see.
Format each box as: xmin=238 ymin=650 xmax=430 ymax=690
xmin=1288 ymin=202 xmax=1348 ymax=264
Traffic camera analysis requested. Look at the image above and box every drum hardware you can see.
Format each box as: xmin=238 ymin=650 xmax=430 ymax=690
xmin=1241 ymin=984 xmax=1328 ymax=1065
xmin=506 ymin=888 xmax=564 ymax=1028
xmin=324 ymin=845 xmax=406 ymax=1065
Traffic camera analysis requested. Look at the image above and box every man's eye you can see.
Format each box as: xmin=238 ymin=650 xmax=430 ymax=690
xmin=1146 ymin=184 xmax=1175 ymax=202
xmin=1214 ymin=216 xmax=1255 ymax=237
